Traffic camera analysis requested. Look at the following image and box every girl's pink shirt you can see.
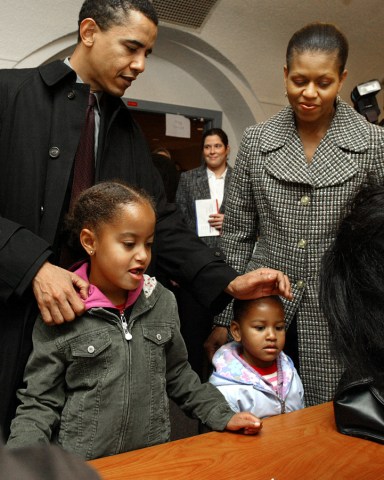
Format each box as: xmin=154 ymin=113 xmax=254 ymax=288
xmin=74 ymin=262 xmax=143 ymax=311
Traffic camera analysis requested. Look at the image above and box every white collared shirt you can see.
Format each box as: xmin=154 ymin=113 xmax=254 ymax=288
xmin=207 ymin=167 xmax=227 ymax=209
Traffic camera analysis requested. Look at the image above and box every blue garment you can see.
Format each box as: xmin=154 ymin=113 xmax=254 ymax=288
xmin=209 ymin=341 xmax=304 ymax=418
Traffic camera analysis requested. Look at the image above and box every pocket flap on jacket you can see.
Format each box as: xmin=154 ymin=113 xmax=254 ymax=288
xmin=70 ymin=331 xmax=112 ymax=358
xmin=142 ymin=326 xmax=172 ymax=346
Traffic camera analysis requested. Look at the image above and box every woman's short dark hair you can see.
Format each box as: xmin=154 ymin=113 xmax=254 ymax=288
xmin=286 ymin=22 xmax=348 ymax=76
xmin=78 ymin=0 xmax=158 ymax=39
xmin=319 ymin=184 xmax=384 ymax=376
xmin=201 ymin=128 xmax=229 ymax=150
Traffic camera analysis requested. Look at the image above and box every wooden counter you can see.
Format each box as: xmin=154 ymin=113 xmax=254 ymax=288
xmin=89 ymin=402 xmax=384 ymax=479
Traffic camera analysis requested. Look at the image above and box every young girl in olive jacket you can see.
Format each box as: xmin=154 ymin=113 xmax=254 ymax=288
xmin=7 ymin=181 xmax=260 ymax=459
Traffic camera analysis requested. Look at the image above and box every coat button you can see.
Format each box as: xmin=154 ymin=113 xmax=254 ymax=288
xmin=297 ymin=239 xmax=307 ymax=248
xmin=156 ymin=334 xmax=162 ymax=341
xmin=87 ymin=345 xmax=95 ymax=354
xmin=296 ymin=280 xmax=306 ymax=289
xmin=49 ymin=146 xmax=60 ymax=158
xmin=67 ymin=90 xmax=76 ymax=99
xmin=300 ymin=195 xmax=310 ymax=206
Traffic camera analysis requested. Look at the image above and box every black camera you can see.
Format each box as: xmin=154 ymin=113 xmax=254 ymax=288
xmin=351 ymin=79 xmax=382 ymax=124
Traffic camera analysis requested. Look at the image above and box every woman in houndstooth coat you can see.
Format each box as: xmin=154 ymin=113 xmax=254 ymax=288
xmin=214 ymin=23 xmax=384 ymax=406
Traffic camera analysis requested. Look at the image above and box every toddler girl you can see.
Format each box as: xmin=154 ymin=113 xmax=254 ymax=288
xmin=210 ymin=296 xmax=304 ymax=418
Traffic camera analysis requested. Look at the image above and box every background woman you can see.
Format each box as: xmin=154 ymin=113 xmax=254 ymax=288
xmin=176 ymin=128 xmax=232 ymax=379
xmin=214 ymin=22 xmax=384 ymax=406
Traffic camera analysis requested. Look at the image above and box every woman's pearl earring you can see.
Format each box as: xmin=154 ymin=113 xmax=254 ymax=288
xmin=89 ymin=250 xmax=94 ymax=255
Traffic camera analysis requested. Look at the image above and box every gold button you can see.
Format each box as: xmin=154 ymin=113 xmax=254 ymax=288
xmin=297 ymin=239 xmax=307 ymax=248
xmin=296 ymin=280 xmax=306 ymax=289
xmin=300 ymin=195 xmax=310 ymax=206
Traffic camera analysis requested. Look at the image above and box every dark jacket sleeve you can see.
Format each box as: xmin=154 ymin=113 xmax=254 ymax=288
xmin=152 ymin=165 xmax=237 ymax=313
xmin=175 ymin=171 xmax=196 ymax=232
xmin=0 ymin=218 xmax=52 ymax=303
xmin=0 ymin=68 xmax=57 ymax=304
xmin=117 ymin=118 xmax=238 ymax=314
xmin=0 ymin=439 xmax=100 ymax=480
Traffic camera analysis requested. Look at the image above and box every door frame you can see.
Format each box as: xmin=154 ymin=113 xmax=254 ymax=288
xmin=123 ymin=98 xmax=222 ymax=129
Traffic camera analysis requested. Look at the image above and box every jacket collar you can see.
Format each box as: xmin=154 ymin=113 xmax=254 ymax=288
xmin=260 ymin=101 xmax=370 ymax=187
xmin=196 ymin=163 xmax=231 ymax=176
xmin=129 ymin=276 xmax=162 ymax=320
xmin=212 ymin=342 xmax=294 ymax=397
xmin=196 ymin=164 xmax=208 ymax=177
xmin=260 ymin=101 xmax=371 ymax=153
xmin=38 ymin=60 xmax=127 ymax=113
xmin=38 ymin=60 xmax=76 ymax=86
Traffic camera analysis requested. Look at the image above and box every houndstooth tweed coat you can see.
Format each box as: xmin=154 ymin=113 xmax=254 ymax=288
xmin=176 ymin=164 xmax=232 ymax=248
xmin=215 ymin=100 xmax=384 ymax=406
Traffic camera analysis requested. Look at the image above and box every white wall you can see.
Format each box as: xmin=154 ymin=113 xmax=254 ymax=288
xmin=2 ymin=0 xmax=384 ymax=156
xmin=127 ymin=55 xmax=246 ymax=160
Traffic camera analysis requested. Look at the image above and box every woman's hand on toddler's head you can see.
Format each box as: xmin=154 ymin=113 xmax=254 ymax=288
xmin=225 ymin=412 xmax=262 ymax=435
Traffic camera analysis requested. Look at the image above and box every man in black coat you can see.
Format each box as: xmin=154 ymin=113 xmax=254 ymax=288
xmin=0 ymin=0 xmax=291 ymax=439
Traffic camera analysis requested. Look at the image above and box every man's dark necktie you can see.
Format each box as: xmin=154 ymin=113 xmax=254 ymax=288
xmin=69 ymin=92 xmax=96 ymax=211
xmin=59 ymin=93 xmax=96 ymax=268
